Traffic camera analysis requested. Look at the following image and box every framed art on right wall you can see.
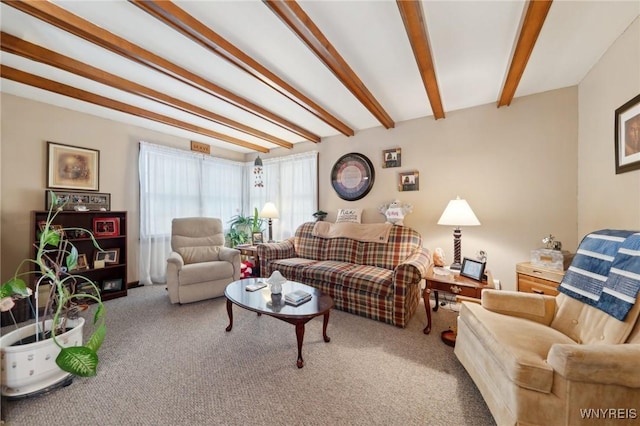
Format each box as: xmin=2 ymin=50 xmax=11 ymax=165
xmin=615 ymin=94 xmax=640 ymax=174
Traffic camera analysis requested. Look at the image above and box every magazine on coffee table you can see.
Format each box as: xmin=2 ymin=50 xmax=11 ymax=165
xmin=285 ymin=290 xmax=312 ymax=306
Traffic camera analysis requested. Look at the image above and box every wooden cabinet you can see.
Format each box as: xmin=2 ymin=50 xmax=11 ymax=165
xmin=31 ymin=210 xmax=128 ymax=303
xmin=516 ymin=262 xmax=564 ymax=296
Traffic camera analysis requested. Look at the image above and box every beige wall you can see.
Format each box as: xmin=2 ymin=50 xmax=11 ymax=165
xmin=578 ymin=17 xmax=640 ymax=235
xmin=0 ymin=94 xmax=243 ymax=285
xmin=263 ymin=88 xmax=579 ymax=289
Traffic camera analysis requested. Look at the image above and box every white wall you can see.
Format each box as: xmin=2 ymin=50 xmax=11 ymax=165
xmin=578 ymin=17 xmax=640 ymax=235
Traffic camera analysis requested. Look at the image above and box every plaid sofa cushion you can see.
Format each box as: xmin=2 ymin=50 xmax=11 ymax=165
xmin=293 ymin=222 xmax=423 ymax=269
xmin=340 ymin=265 xmax=394 ymax=297
xmin=269 ymin=258 xmax=317 ymax=282
xmin=294 ymin=222 xmax=327 ymax=260
xmin=301 ymin=261 xmax=358 ymax=284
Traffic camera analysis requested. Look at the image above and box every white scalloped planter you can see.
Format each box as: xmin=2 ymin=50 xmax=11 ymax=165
xmin=1 ymin=317 xmax=84 ymax=398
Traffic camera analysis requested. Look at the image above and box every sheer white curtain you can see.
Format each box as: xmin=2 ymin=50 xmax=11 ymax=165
xmin=249 ymin=151 xmax=318 ymax=241
xmin=139 ymin=142 xmax=316 ymax=285
xmin=139 ymin=142 xmax=203 ymax=284
xmin=139 ymin=142 xmax=245 ymax=285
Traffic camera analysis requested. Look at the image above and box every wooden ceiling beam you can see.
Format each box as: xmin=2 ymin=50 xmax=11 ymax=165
xmin=497 ymin=0 xmax=553 ymax=107
xmin=0 ymin=65 xmax=269 ymax=153
xmin=130 ymin=0 xmax=354 ymax=137
xmin=3 ymin=0 xmax=319 ymax=143
xmin=396 ymin=0 xmax=445 ymax=120
xmin=264 ymin=0 xmax=395 ymax=129
xmin=0 ymin=32 xmax=292 ymax=149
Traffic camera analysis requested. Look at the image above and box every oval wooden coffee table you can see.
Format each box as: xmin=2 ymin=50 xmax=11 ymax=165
xmin=225 ymin=278 xmax=334 ymax=368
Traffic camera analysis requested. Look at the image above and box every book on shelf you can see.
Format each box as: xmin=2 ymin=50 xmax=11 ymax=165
xmin=285 ymin=289 xmax=312 ymax=306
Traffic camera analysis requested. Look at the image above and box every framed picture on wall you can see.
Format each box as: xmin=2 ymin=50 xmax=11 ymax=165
xmin=47 ymin=142 xmax=100 ymax=191
xmin=398 ymin=171 xmax=419 ymax=191
xmin=382 ymin=148 xmax=401 ymax=168
xmin=615 ymin=94 xmax=640 ymax=174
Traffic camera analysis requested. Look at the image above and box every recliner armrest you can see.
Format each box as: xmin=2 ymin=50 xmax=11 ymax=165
xmin=547 ymin=343 xmax=640 ymax=388
xmin=167 ymin=252 xmax=184 ymax=270
xmin=218 ymin=247 xmax=240 ymax=263
xmin=481 ymin=289 xmax=557 ymax=325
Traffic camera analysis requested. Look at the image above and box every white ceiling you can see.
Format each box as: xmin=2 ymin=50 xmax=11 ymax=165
xmin=1 ymin=1 xmax=638 ymax=154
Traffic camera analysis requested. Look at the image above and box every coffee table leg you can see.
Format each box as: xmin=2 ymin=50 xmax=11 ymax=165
xmin=225 ymin=298 xmax=233 ymax=332
xmin=295 ymin=322 xmax=305 ymax=368
xmin=322 ymin=311 xmax=331 ymax=342
xmin=423 ymin=288 xmax=432 ymax=335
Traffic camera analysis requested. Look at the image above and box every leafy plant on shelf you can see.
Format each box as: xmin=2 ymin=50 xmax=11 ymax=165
xmin=0 ymin=191 xmax=106 ymax=377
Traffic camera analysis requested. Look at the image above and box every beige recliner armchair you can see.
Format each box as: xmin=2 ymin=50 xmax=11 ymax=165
xmin=166 ymin=217 xmax=241 ymax=304
xmin=455 ymin=230 xmax=640 ymax=426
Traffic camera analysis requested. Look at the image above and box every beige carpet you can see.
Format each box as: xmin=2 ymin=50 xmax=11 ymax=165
xmin=1 ymin=285 xmax=494 ymax=425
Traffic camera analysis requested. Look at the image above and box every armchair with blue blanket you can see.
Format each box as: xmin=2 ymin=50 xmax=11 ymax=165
xmin=455 ymin=230 xmax=640 ymax=426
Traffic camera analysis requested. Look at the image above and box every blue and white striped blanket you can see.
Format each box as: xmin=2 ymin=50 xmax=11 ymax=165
xmin=558 ymin=229 xmax=640 ymax=321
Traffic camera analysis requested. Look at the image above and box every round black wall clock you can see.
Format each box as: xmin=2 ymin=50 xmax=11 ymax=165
xmin=330 ymin=153 xmax=375 ymax=201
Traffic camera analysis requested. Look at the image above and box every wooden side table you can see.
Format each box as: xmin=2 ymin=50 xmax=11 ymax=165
xmin=237 ymin=245 xmax=261 ymax=277
xmin=422 ymin=266 xmax=491 ymax=335
xmin=516 ymin=262 xmax=564 ymax=296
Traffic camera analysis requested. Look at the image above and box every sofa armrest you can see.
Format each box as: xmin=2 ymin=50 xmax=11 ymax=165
xmin=394 ymin=248 xmax=432 ymax=286
xmin=257 ymin=239 xmax=296 ymax=276
xmin=481 ymin=290 xmax=557 ymax=325
xmin=547 ymin=343 xmax=640 ymax=388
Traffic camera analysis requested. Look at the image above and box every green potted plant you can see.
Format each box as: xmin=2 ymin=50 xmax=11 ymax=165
xmin=0 ymin=191 xmax=107 ymax=398
xmin=226 ymin=208 xmax=264 ymax=247
xmin=312 ymin=210 xmax=328 ymax=221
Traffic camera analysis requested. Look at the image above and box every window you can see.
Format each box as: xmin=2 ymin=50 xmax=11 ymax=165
xmin=139 ymin=141 xmax=317 ymax=284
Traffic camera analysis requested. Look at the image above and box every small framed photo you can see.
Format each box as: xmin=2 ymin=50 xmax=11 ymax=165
xmin=399 ymin=171 xmax=419 ymax=191
xmin=93 ymin=217 xmax=120 ymax=236
xmin=382 ymin=148 xmax=401 ymax=168
xmin=252 ymin=232 xmax=263 ymax=245
xmin=614 ymin=94 xmax=640 ymax=174
xmin=46 ymin=190 xmax=111 ymax=211
xmin=47 ymin=141 xmax=100 ymax=191
xmin=94 ymin=248 xmax=119 ymax=264
xmin=102 ymin=278 xmax=123 ymax=292
xmin=73 ymin=254 xmax=89 ymax=271
xmin=460 ymin=257 xmax=486 ymax=282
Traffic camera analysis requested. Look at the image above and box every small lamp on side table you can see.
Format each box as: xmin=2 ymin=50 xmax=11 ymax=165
xmin=260 ymin=202 xmax=279 ymax=243
xmin=437 ymin=196 xmax=480 ymax=270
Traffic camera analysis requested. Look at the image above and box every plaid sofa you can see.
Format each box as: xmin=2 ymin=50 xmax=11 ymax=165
xmin=257 ymin=222 xmax=431 ymax=327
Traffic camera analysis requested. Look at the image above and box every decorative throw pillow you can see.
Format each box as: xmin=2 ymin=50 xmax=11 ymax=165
xmin=177 ymin=246 xmax=221 ymax=264
xmin=335 ymin=208 xmax=362 ymax=223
